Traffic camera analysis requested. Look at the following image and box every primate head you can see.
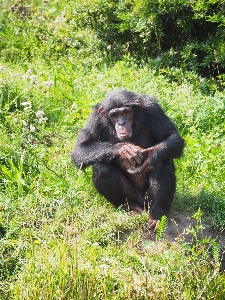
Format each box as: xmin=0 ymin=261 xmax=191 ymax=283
xmin=108 ymin=107 xmax=133 ymax=140
xmin=97 ymin=90 xmax=144 ymax=141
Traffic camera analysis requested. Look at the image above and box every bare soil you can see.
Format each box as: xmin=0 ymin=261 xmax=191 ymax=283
xmin=145 ymin=211 xmax=225 ymax=248
xmin=144 ymin=210 xmax=225 ymax=270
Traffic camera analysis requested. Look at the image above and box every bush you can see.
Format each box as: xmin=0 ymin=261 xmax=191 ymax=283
xmin=71 ymin=0 xmax=225 ymax=79
xmin=1 ymin=0 xmax=225 ymax=82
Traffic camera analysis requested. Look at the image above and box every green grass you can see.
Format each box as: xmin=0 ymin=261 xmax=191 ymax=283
xmin=0 ymin=1 xmax=225 ymax=299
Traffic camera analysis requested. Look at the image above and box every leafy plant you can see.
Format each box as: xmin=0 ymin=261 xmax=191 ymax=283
xmin=1 ymin=0 xmax=225 ymax=84
xmin=156 ymin=215 xmax=168 ymax=242
xmin=0 ymin=1 xmax=224 ymax=298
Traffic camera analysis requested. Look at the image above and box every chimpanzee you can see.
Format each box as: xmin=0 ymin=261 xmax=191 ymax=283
xmin=71 ymin=89 xmax=184 ymax=229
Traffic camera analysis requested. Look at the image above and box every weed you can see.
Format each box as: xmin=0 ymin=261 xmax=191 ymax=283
xmin=0 ymin=1 xmax=224 ymax=298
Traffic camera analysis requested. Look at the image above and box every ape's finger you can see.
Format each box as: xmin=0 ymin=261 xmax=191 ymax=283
xmin=127 ymin=156 xmax=138 ymax=166
xmin=127 ymin=165 xmax=143 ymax=174
xmin=141 ymin=147 xmax=154 ymax=154
xmin=127 ymin=161 xmax=153 ymax=175
xmin=132 ymin=151 xmax=143 ymax=165
xmin=147 ymin=219 xmax=158 ymax=230
xmin=125 ymin=146 xmax=144 ymax=165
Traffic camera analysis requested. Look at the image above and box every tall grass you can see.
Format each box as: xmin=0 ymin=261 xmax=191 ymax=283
xmin=0 ymin=0 xmax=224 ymax=299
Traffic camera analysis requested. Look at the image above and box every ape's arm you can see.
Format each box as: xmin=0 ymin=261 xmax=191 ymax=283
xmin=71 ymin=127 xmax=115 ymax=169
xmin=71 ymin=128 xmax=144 ymax=169
xmin=128 ymin=99 xmax=184 ymax=175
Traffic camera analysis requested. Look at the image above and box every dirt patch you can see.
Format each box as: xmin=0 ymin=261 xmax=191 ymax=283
xmin=145 ymin=211 xmax=225 ymax=248
xmin=144 ymin=210 xmax=225 ymax=270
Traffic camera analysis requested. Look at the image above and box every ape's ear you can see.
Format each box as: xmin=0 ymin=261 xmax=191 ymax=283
xmin=98 ymin=106 xmax=104 ymax=117
xmin=135 ymin=99 xmax=143 ymax=106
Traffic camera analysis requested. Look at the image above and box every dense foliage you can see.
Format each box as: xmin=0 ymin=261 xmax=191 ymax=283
xmin=1 ymin=0 xmax=225 ymax=85
xmin=72 ymin=0 xmax=225 ymax=79
xmin=0 ymin=0 xmax=224 ymax=299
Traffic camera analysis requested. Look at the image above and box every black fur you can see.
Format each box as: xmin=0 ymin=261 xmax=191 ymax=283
xmin=71 ymin=89 xmax=184 ymax=220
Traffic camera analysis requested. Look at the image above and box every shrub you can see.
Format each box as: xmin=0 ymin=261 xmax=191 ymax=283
xmin=1 ymin=0 xmax=225 ymax=83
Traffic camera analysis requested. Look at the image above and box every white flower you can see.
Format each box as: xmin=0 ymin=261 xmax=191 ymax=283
xmin=30 ymin=125 xmax=36 ymax=132
xmin=21 ymin=101 xmax=32 ymax=110
xmin=36 ymin=110 xmax=45 ymax=118
xmin=21 ymin=101 xmax=31 ymax=106
xmin=43 ymin=80 xmax=54 ymax=87
xmin=22 ymin=69 xmax=32 ymax=80
xmin=29 ymin=75 xmax=38 ymax=83
xmin=38 ymin=117 xmax=48 ymax=123
xmin=186 ymin=109 xmax=194 ymax=116
xmin=22 ymin=120 xmax=27 ymax=127
xmin=36 ymin=110 xmax=48 ymax=123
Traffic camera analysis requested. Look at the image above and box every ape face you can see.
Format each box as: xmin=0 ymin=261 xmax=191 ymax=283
xmin=109 ymin=107 xmax=133 ymax=140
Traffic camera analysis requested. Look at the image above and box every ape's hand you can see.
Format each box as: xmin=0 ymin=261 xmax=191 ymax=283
xmin=127 ymin=147 xmax=155 ymax=175
xmin=115 ymin=143 xmax=145 ymax=167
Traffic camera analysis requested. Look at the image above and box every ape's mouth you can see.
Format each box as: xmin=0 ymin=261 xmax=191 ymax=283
xmin=117 ymin=130 xmax=131 ymax=139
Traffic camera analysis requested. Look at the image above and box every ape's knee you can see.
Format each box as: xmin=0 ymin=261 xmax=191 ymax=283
xmin=92 ymin=163 xmax=120 ymax=206
xmin=92 ymin=163 xmax=112 ymax=191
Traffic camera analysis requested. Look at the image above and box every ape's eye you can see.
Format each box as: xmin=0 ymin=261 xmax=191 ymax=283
xmin=109 ymin=114 xmax=117 ymax=123
xmin=122 ymin=113 xmax=129 ymax=119
xmin=122 ymin=108 xmax=132 ymax=114
xmin=110 ymin=112 xmax=117 ymax=118
xmin=123 ymin=110 xmax=133 ymax=119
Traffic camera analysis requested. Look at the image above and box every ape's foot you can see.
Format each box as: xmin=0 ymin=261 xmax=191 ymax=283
xmin=122 ymin=201 xmax=144 ymax=215
xmin=128 ymin=205 xmax=144 ymax=215
xmin=147 ymin=217 xmax=159 ymax=230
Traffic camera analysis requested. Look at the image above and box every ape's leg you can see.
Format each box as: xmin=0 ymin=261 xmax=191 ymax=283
xmin=92 ymin=162 xmax=145 ymax=212
xmin=145 ymin=161 xmax=176 ymax=226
